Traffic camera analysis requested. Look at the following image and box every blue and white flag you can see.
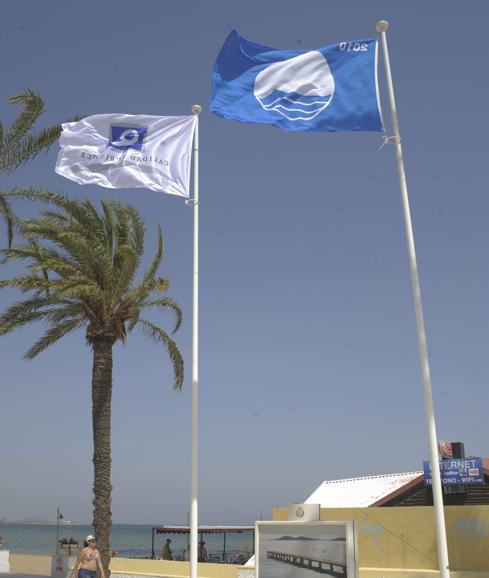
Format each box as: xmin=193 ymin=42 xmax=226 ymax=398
xmin=55 ymin=114 xmax=196 ymax=197
xmin=211 ymin=31 xmax=383 ymax=132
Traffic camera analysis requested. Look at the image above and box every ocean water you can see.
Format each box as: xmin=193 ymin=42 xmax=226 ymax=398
xmin=0 ymin=524 xmax=254 ymax=561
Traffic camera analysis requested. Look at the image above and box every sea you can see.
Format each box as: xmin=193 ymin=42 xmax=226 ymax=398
xmin=0 ymin=524 xmax=254 ymax=561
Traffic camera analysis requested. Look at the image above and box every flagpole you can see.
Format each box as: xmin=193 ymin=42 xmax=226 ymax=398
xmin=376 ymin=20 xmax=450 ymax=578
xmin=189 ymin=104 xmax=201 ymax=578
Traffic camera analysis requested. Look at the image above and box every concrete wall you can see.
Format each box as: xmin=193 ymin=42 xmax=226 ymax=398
xmin=14 ymin=553 xmax=489 ymax=578
xmin=8 ymin=553 xmax=243 ymax=578
xmin=110 ymin=558 xmax=240 ymax=578
xmin=360 ymin=571 xmax=489 ymax=578
xmin=272 ymin=505 xmax=489 ymax=572
xmin=10 ymin=552 xmax=52 ymax=575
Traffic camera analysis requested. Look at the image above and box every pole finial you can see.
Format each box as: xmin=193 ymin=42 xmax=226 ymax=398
xmin=376 ymin=20 xmax=389 ymax=32
xmin=192 ymin=105 xmax=202 ymax=114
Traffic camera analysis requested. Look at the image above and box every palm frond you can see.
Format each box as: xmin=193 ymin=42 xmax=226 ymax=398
xmin=12 ymin=190 xmax=100 ymax=235
xmin=125 ymin=227 xmax=166 ymax=304
xmin=111 ymin=201 xmax=144 ymax=256
xmin=24 ymin=318 xmax=85 ymax=359
xmin=0 ymin=191 xmax=15 ymax=248
xmin=2 ymin=241 xmax=44 ymax=261
xmin=2 ymin=90 xmax=44 ymax=152
xmin=0 ymin=88 xmax=82 ymax=171
xmin=9 ymin=187 xmax=67 ymax=205
xmin=140 ymin=298 xmax=182 ymax=334
xmin=138 ymin=319 xmax=184 ymax=390
xmin=2 ymin=127 xmax=62 ymax=172
xmin=0 ymin=292 xmax=80 ymax=334
xmin=45 ymin=303 xmax=85 ymax=324
xmin=124 ymin=277 xmax=170 ymax=312
xmin=142 ymin=226 xmax=164 ymax=284
xmin=25 ymin=221 xmax=111 ymax=284
xmin=0 ymin=308 xmax=53 ymax=336
xmin=100 ymin=200 xmax=114 ymax=253
xmin=0 ymin=273 xmax=50 ymax=292
xmin=127 ymin=311 xmax=140 ymax=333
xmin=112 ymin=246 xmax=139 ymax=299
xmin=1 ymin=293 xmax=67 ymax=318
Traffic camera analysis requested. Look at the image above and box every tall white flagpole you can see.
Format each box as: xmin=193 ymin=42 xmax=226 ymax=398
xmin=189 ymin=104 xmax=201 ymax=578
xmin=376 ymin=21 xmax=450 ymax=578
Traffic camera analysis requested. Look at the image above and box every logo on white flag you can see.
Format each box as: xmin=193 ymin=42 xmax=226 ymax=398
xmin=110 ymin=126 xmax=147 ymax=151
xmin=253 ymin=51 xmax=335 ymax=121
xmin=56 ymin=114 xmax=196 ymax=197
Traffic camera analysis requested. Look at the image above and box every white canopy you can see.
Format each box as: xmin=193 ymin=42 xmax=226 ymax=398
xmin=305 ymin=471 xmax=423 ymax=508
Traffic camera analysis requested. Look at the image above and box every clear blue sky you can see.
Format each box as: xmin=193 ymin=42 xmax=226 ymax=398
xmin=1 ymin=0 xmax=488 ymax=525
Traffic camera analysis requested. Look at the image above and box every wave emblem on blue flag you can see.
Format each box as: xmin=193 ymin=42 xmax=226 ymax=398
xmin=254 ymin=51 xmax=335 ymax=121
xmin=212 ymin=31 xmax=383 ymax=132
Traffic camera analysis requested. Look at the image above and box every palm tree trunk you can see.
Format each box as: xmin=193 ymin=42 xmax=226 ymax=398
xmin=91 ymin=339 xmax=113 ymax=577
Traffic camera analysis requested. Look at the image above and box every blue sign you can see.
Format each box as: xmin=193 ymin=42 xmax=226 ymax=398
xmin=423 ymin=457 xmax=485 ymax=485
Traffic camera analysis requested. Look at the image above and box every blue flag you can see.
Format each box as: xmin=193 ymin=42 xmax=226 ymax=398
xmin=211 ymin=30 xmax=383 ymax=132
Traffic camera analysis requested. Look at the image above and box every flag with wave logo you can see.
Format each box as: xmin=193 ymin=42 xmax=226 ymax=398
xmin=55 ymin=114 xmax=196 ymax=197
xmin=211 ymin=30 xmax=383 ymax=132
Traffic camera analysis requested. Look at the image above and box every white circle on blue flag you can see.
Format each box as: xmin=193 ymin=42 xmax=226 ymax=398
xmin=254 ymin=50 xmax=335 ymax=121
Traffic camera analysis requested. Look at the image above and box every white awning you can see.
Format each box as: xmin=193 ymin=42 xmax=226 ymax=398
xmin=305 ymin=471 xmax=423 ymax=508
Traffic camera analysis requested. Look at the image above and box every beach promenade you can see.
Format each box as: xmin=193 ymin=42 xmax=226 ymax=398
xmin=6 ymin=574 xmax=41 ymax=578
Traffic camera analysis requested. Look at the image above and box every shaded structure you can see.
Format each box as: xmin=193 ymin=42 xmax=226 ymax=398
xmin=151 ymin=525 xmax=254 ymax=563
xmin=306 ymin=460 xmax=489 ymax=508
xmin=378 ymin=460 xmax=489 ymax=507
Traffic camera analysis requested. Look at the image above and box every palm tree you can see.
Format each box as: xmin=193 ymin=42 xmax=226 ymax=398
xmin=0 ymin=90 xmax=79 ymax=245
xmin=0 ymin=194 xmax=184 ymax=574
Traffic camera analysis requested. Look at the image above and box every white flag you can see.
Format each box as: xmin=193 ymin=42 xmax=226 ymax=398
xmin=55 ymin=114 xmax=196 ymax=198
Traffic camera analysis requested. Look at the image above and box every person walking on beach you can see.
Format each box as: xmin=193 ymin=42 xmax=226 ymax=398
xmin=71 ymin=535 xmax=106 ymax=578
xmin=161 ymin=539 xmax=173 ymax=560
xmin=198 ymin=540 xmax=207 ymax=562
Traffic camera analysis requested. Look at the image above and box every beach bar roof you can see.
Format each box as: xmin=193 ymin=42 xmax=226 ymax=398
xmin=154 ymin=525 xmax=254 ymax=534
xmin=151 ymin=525 xmax=255 ymax=561
xmin=305 ymin=472 xmax=424 ymax=508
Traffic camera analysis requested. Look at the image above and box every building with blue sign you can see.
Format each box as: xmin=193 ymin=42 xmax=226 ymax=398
xmin=305 ymin=454 xmax=489 ymax=507
xmin=423 ymin=457 xmax=484 ymax=486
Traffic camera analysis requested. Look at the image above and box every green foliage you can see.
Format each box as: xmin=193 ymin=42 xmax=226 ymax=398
xmin=0 ymin=89 xmax=78 ymax=172
xmin=0 ymin=90 xmax=81 ymax=247
xmin=0 ymin=194 xmax=14 ymax=248
xmin=0 ymin=193 xmax=184 ymax=389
